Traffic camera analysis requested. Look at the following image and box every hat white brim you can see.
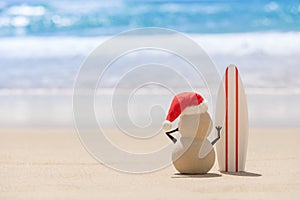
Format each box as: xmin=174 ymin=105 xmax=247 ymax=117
xmin=181 ymin=102 xmax=208 ymax=115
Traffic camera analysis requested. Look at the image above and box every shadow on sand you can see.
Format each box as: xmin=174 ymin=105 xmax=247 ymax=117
xmin=221 ymin=171 xmax=262 ymax=177
xmin=172 ymin=173 xmax=222 ymax=179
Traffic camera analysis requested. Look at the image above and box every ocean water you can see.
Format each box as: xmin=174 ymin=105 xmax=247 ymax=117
xmin=1 ymin=0 xmax=300 ymax=128
xmin=1 ymin=0 xmax=300 ymax=36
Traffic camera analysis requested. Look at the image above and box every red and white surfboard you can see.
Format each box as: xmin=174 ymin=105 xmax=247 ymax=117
xmin=215 ymin=64 xmax=249 ymax=172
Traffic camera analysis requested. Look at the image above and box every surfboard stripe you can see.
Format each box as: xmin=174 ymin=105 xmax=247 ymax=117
xmin=235 ymin=67 xmax=239 ymax=172
xmin=225 ymin=67 xmax=229 ymax=172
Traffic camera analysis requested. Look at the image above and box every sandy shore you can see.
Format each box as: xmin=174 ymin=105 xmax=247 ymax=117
xmin=0 ymin=128 xmax=299 ymax=199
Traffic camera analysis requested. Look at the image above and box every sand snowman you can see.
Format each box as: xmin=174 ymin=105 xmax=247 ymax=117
xmin=163 ymin=92 xmax=220 ymax=174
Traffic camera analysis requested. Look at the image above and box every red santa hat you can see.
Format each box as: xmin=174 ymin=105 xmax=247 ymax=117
xmin=163 ymin=92 xmax=208 ymax=131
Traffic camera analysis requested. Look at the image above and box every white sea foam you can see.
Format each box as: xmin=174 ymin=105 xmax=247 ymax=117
xmin=1 ymin=32 xmax=300 ymax=58
xmin=1 ymin=32 xmax=299 ymax=89
xmin=193 ymin=32 xmax=300 ymax=56
xmin=0 ymin=37 xmax=104 ymax=58
xmin=1 ymin=37 xmax=299 ymax=127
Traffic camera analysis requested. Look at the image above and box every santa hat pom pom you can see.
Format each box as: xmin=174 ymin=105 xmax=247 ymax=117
xmin=163 ymin=120 xmax=172 ymax=131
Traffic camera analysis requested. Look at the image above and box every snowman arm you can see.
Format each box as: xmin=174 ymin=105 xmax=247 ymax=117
xmin=211 ymin=126 xmax=222 ymax=146
xmin=165 ymin=128 xmax=178 ymax=143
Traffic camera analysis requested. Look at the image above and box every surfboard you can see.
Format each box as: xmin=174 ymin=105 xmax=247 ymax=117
xmin=215 ymin=64 xmax=249 ymax=172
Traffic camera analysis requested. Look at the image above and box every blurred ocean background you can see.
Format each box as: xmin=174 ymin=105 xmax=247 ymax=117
xmin=1 ymin=0 xmax=300 ymax=128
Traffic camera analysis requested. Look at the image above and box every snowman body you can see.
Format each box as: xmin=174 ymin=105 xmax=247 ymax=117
xmin=172 ymin=112 xmax=215 ymax=174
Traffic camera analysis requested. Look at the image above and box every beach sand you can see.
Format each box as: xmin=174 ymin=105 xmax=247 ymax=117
xmin=0 ymin=128 xmax=299 ymax=199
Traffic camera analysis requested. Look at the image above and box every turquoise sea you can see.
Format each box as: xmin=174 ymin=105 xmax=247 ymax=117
xmin=1 ymin=0 xmax=300 ymax=36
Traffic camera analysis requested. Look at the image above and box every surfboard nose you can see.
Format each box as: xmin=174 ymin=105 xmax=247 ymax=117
xmin=228 ymin=64 xmax=237 ymax=70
